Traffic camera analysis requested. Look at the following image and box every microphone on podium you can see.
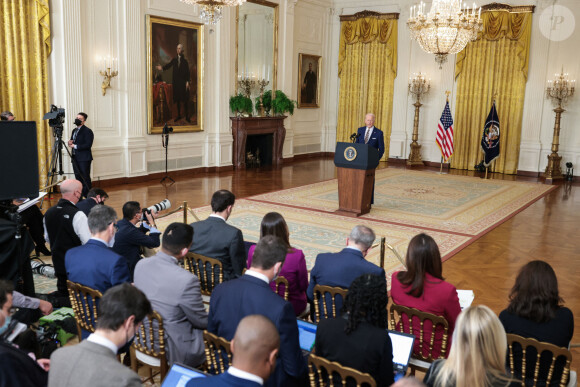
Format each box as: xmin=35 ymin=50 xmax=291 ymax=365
xmin=349 ymin=132 xmax=359 ymax=143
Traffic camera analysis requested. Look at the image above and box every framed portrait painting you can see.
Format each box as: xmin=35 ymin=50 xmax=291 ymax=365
xmin=147 ymin=15 xmax=203 ymax=134
xmin=297 ymin=53 xmax=321 ymax=108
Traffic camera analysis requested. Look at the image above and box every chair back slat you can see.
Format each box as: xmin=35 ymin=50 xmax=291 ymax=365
xmin=184 ymin=253 xmax=224 ymax=296
xmin=506 ymin=334 xmax=572 ymax=387
xmin=308 ymin=353 xmax=376 ymax=387
xmin=388 ymin=303 xmax=449 ymax=374
xmin=274 ymin=276 xmax=289 ymax=300
xmin=130 ymin=310 xmax=169 ymax=382
xmin=312 ymin=285 xmax=348 ymax=323
xmin=67 ymin=280 xmax=103 ymax=337
xmin=203 ymin=331 xmax=232 ymax=375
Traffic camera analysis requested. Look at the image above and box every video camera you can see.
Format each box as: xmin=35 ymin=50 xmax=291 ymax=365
xmin=142 ymin=199 xmax=171 ymax=221
xmin=43 ymin=105 xmax=66 ymax=138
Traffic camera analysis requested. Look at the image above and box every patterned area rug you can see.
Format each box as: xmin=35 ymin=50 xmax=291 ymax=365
xmin=157 ymin=170 xmax=553 ymax=281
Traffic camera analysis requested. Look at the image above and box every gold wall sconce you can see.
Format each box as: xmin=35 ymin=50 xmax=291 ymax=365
xmin=97 ymin=56 xmax=118 ymax=96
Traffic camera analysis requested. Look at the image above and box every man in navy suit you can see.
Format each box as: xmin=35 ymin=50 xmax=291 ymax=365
xmin=113 ymin=201 xmax=161 ymax=281
xmin=76 ymin=188 xmax=108 ymax=216
xmin=207 ymin=235 xmax=307 ymax=387
xmin=307 ymin=225 xmax=386 ymax=318
xmin=187 ymin=315 xmax=280 ymax=387
xmin=65 ymin=205 xmax=130 ymax=294
xmin=68 ymin=112 xmax=94 ymax=198
xmin=356 ymin=113 xmax=385 ymax=204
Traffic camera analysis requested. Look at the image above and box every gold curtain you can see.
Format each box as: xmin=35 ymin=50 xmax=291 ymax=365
xmin=337 ymin=16 xmax=397 ymax=161
xmin=452 ymin=10 xmax=532 ymax=174
xmin=0 ymin=0 xmax=51 ymax=187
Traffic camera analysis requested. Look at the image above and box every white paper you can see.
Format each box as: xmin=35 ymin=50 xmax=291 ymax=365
xmin=456 ymin=289 xmax=475 ymax=310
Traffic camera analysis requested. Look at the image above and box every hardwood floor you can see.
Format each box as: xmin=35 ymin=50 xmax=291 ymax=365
xmin=51 ymin=156 xmax=579 ymax=371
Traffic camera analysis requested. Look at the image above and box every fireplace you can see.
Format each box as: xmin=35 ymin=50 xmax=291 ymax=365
xmin=230 ymin=116 xmax=286 ymax=169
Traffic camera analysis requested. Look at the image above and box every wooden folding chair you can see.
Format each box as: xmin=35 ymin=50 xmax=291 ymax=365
xmin=312 ymin=284 xmax=348 ymax=323
xmin=507 ymin=333 xmax=574 ymax=387
xmin=389 ymin=303 xmax=449 ymax=374
xmin=67 ymin=280 xmax=103 ymax=338
xmin=308 ymin=353 xmax=376 ymax=387
xmin=130 ymin=311 xmax=169 ymax=383
xmin=274 ymin=276 xmax=289 ymax=301
xmin=203 ymin=330 xmax=232 ymax=375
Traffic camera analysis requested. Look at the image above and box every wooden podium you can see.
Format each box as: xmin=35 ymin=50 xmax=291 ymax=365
xmin=334 ymin=142 xmax=380 ymax=217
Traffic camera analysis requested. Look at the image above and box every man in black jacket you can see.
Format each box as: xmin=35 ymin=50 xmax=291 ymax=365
xmin=156 ymin=43 xmax=191 ymax=123
xmin=68 ymin=112 xmax=94 ymax=198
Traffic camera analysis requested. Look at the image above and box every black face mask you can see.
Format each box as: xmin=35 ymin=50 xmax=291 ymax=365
xmin=117 ymin=335 xmax=135 ymax=355
xmin=74 ymin=118 xmax=82 ymax=126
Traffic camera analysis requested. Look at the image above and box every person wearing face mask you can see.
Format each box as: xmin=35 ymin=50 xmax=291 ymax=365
xmin=65 ymin=205 xmax=130 ymax=297
xmin=0 ymin=280 xmax=50 ymax=386
xmin=207 ymin=235 xmax=307 ymax=387
xmin=113 ymin=201 xmax=161 ymax=281
xmin=187 ymin=315 xmax=280 ymax=387
xmin=67 ymin=112 xmax=94 ymax=198
xmin=48 ymin=283 xmax=152 ymax=387
xmin=75 ymin=187 xmax=109 ymax=216
xmin=134 ymin=222 xmax=208 ymax=368
xmin=43 ymin=179 xmax=91 ymax=300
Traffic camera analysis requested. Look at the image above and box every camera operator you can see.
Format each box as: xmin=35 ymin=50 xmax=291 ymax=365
xmin=67 ymin=112 xmax=93 ymax=198
xmin=112 ymin=201 xmax=161 ymax=281
xmin=0 ymin=280 xmax=50 ymax=386
xmin=12 ymin=198 xmax=51 ymax=256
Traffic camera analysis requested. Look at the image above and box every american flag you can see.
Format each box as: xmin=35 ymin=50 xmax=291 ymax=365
xmin=436 ymin=101 xmax=454 ymax=161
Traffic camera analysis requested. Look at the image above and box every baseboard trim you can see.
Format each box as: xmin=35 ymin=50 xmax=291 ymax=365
xmin=95 ymin=165 xmax=234 ymax=187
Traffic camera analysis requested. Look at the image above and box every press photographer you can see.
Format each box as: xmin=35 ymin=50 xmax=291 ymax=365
xmin=113 ymin=200 xmax=171 ymax=281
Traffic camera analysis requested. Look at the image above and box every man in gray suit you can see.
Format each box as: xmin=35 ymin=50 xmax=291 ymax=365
xmin=189 ymin=189 xmax=246 ymax=280
xmin=48 ymin=283 xmax=152 ymax=387
xmin=134 ymin=222 xmax=208 ymax=367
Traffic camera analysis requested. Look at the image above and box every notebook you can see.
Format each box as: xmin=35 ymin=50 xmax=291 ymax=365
xmin=297 ymin=319 xmax=317 ymax=354
xmin=388 ymin=330 xmax=415 ymax=380
xmin=161 ymin=363 xmax=208 ymax=387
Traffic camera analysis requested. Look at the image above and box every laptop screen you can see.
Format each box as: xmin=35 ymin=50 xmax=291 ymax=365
xmin=161 ymin=363 xmax=207 ymax=387
xmin=297 ymin=319 xmax=317 ymax=352
xmin=388 ymin=330 xmax=415 ymax=370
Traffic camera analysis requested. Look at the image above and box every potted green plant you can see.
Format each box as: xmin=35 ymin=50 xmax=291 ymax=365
xmin=229 ymin=93 xmax=253 ymax=116
xmin=271 ymin=90 xmax=296 ymax=116
xmin=255 ymin=90 xmax=272 ymax=116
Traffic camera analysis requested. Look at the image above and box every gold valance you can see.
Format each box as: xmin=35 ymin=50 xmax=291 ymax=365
xmin=338 ymin=16 xmax=398 ymax=77
xmin=456 ymin=10 xmax=532 ymax=80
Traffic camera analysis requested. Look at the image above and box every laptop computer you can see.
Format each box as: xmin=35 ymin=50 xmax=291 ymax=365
xmin=161 ymin=363 xmax=208 ymax=387
xmin=297 ymin=319 xmax=317 ymax=355
xmin=388 ymin=330 xmax=415 ymax=381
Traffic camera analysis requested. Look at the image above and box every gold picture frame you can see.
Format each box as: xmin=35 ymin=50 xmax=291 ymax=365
xmin=297 ymin=53 xmax=321 ymax=108
xmin=147 ymin=15 xmax=203 ymax=134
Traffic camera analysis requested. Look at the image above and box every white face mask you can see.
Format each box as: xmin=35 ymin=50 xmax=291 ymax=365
xmin=0 ymin=314 xmax=11 ymax=336
xmin=108 ymin=234 xmax=116 ymax=248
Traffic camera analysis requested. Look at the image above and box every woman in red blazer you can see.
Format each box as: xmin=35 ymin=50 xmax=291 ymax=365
xmin=391 ymin=233 xmax=461 ymax=359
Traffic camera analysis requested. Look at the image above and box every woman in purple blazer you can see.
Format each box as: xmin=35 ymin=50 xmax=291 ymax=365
xmin=247 ymin=212 xmax=308 ymax=316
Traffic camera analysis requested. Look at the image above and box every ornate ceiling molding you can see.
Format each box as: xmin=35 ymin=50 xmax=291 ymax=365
xmin=339 ymin=10 xmax=399 ymax=22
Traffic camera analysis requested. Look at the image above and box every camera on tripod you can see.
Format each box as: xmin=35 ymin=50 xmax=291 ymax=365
xmin=43 ymin=105 xmax=66 ymax=136
xmin=142 ymin=199 xmax=171 ymax=222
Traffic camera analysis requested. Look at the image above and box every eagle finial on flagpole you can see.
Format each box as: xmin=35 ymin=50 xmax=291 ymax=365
xmin=445 ymin=90 xmax=451 ymax=102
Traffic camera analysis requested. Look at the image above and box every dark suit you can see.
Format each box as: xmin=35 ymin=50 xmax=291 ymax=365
xmin=356 ymin=126 xmax=385 ymax=159
xmin=70 ymin=125 xmax=94 ymax=197
xmin=0 ymin=340 xmax=48 ymax=387
xmin=113 ymin=218 xmax=161 ymax=281
xmin=208 ymin=274 xmax=307 ymax=387
xmin=186 ymin=371 xmax=262 ymax=387
xmin=75 ymin=198 xmax=98 ymax=216
xmin=65 ymin=239 xmax=131 ymax=294
xmin=307 ymin=247 xmax=385 ymax=316
xmin=162 ymin=54 xmax=190 ymax=119
xmin=190 ymin=216 xmax=246 ymax=281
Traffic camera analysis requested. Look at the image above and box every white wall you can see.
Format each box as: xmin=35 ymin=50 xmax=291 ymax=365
xmin=324 ymin=0 xmax=580 ymax=172
xmin=46 ymin=0 xmax=579 ymax=180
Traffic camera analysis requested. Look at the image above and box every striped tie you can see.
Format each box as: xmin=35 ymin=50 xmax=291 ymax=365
xmin=364 ymin=128 xmax=371 ymax=144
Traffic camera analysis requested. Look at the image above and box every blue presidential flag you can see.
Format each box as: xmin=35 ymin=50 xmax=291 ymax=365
xmin=481 ymin=102 xmax=500 ymax=167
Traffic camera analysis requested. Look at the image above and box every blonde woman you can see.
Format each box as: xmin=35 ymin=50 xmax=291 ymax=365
xmin=423 ymin=305 xmax=518 ymax=387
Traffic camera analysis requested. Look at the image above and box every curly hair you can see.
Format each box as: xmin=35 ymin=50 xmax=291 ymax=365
xmin=342 ymin=274 xmax=388 ymax=334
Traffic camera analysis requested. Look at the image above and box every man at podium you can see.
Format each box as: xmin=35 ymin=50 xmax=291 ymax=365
xmin=355 ymin=113 xmax=384 ymax=204
xmin=355 ymin=113 xmax=385 ymax=159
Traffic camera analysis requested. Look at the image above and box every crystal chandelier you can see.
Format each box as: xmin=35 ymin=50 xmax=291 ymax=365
xmin=180 ymin=0 xmax=247 ymax=25
xmin=407 ymin=0 xmax=483 ymax=68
